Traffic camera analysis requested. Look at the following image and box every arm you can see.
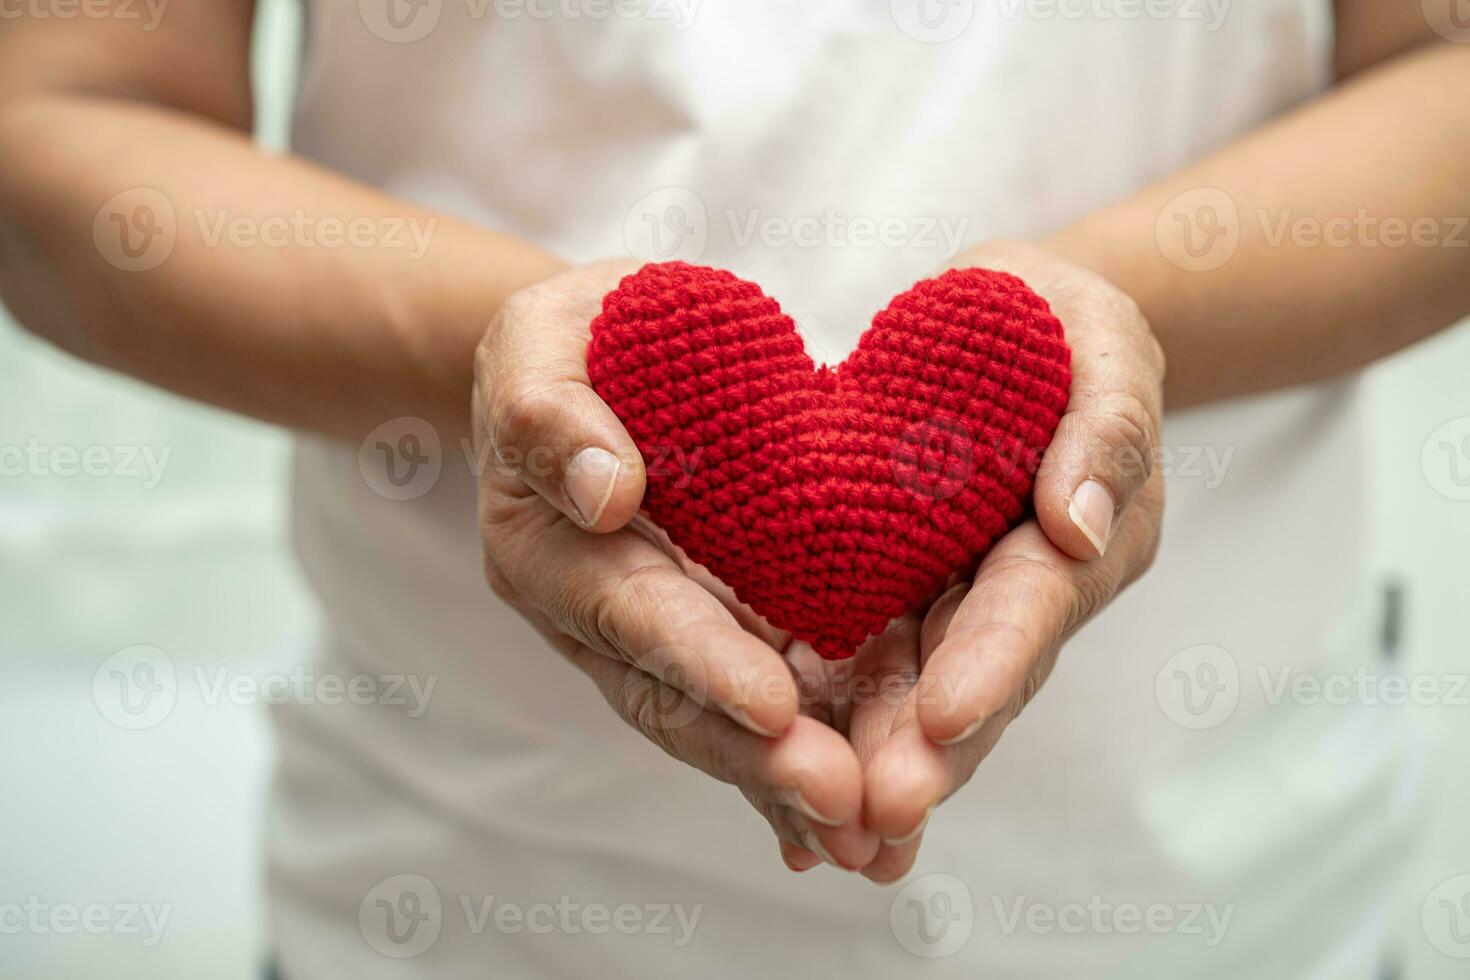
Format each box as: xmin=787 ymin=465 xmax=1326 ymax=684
xmin=854 ymin=5 xmax=1470 ymax=875
xmin=1048 ymin=5 xmax=1470 ymax=409
xmin=0 ymin=1 xmax=563 ymax=440
xmin=1 ymin=3 xmax=849 ymax=861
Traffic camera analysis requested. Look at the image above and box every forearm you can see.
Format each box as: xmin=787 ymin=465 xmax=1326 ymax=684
xmin=0 ymin=94 xmax=563 ymax=440
xmin=1047 ymin=41 xmax=1470 ymax=409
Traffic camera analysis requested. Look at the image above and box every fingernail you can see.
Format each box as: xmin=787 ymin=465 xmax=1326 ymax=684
xmin=783 ymin=848 xmax=822 ymax=873
xmin=1067 ymin=478 xmax=1115 ymax=558
xmin=728 ymin=706 xmax=780 ymax=740
xmin=565 ymin=447 xmax=620 ymax=527
xmin=933 ymin=716 xmax=986 ymax=747
xmin=801 ymin=830 xmax=853 ymax=872
xmin=787 ymin=789 xmax=844 ymax=828
xmin=881 ymin=805 xmax=933 ymax=847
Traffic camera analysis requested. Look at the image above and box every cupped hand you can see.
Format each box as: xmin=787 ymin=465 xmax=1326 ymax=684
xmin=472 ymin=261 xmax=877 ymax=870
xmin=473 ymin=243 xmax=1164 ymax=881
xmin=782 ymin=241 xmax=1166 ymax=881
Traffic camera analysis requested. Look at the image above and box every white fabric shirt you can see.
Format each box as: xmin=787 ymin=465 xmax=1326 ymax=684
xmin=271 ymin=2 xmax=1428 ymax=976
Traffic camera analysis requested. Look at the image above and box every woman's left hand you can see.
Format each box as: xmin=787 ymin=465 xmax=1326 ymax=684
xmin=778 ymin=241 xmax=1167 ymax=881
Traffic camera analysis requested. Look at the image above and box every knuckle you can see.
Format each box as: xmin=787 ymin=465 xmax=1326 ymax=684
xmin=489 ymin=380 xmax=583 ymax=481
xmin=476 ymin=464 xmax=548 ymax=534
xmin=593 ymin=563 xmax=683 ymax=661
xmin=478 ymin=484 xmax=531 ymax=530
xmin=1105 ymin=387 xmax=1158 ymax=449
xmin=496 ymin=286 xmax=544 ymax=327
xmin=1070 ymin=565 xmax=1117 ymax=625
xmin=987 ymin=551 xmax=1100 ymax=634
xmin=559 ymin=580 xmax=606 ymax=654
xmin=490 ymin=382 xmax=549 ymax=459
xmin=1005 ymin=656 xmax=1055 ymax=728
xmin=616 ymin=670 xmax=681 ymax=757
xmin=988 ymin=552 xmax=1079 ymax=614
xmin=1087 ymin=389 xmax=1158 ymax=487
xmin=983 ymin=624 xmax=1038 ymax=689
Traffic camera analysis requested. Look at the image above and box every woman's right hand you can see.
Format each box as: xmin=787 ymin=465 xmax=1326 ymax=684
xmin=472 ymin=261 xmax=879 ymax=871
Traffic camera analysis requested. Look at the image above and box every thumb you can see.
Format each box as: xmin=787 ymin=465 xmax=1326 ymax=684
xmin=475 ymin=260 xmax=646 ymax=531
xmin=955 ymin=241 xmax=1164 ymax=561
xmin=1032 ymin=302 xmax=1164 ymax=559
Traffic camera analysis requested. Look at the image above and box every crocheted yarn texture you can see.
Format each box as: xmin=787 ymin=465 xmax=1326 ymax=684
xmin=588 ymin=261 xmax=1071 ymax=660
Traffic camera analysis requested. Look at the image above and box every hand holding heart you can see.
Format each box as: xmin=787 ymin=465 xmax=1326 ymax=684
xmin=472 ymin=241 xmax=1164 ymax=880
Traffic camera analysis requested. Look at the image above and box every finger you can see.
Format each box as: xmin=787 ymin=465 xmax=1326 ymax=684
xmin=1032 ymin=289 xmax=1164 ymax=560
xmin=485 ymin=508 xmax=801 ymax=737
xmin=861 ymin=836 xmax=923 ymax=886
xmin=918 ymin=485 xmax=1161 ymax=745
xmin=783 ymin=639 xmax=839 ymax=729
xmin=863 ymin=720 xmax=948 ymax=845
xmin=845 ymin=616 xmax=922 ymax=762
xmin=476 ymin=259 xmax=646 ymax=531
xmin=915 ymin=525 xmax=1076 ymax=746
xmin=748 ymin=792 xmax=882 ymax=872
xmin=870 ymin=493 xmax=1162 ymax=842
xmin=778 ymin=839 xmax=823 ymax=873
xmin=573 ymin=645 xmax=864 ymax=827
xmin=629 ymin=514 xmax=789 ymax=650
xmin=842 ymin=620 xmax=929 ymax=881
xmin=865 ymin=700 xmax=1027 ymax=847
xmin=803 ymin=814 xmax=882 ymax=873
xmin=954 ymin=242 xmax=1163 ymax=561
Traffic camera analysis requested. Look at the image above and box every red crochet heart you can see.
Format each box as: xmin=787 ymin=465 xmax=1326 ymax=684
xmin=588 ymin=262 xmax=1071 ymax=659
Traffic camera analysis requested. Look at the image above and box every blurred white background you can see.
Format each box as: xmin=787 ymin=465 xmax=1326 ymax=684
xmin=2 ymin=3 xmax=1468 ymax=977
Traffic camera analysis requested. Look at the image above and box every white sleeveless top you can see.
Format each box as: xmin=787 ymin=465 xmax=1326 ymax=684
xmin=272 ymin=3 xmax=1426 ymax=976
